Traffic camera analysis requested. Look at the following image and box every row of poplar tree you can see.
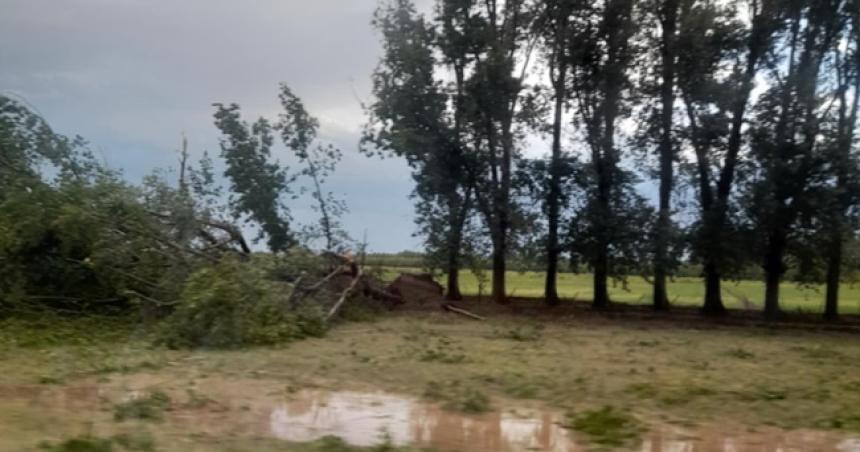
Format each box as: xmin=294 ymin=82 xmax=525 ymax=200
xmin=362 ymin=0 xmax=860 ymax=319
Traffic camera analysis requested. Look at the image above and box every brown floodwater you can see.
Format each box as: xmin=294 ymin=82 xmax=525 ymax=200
xmin=2 ymin=380 xmax=859 ymax=451
xmin=268 ymin=389 xmax=860 ymax=452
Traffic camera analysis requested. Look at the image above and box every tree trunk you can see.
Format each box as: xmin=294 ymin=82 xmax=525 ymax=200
xmin=653 ymin=0 xmax=678 ymax=311
xmin=593 ymin=248 xmax=610 ymax=309
xmin=763 ymin=228 xmax=786 ymax=319
xmin=491 ymin=235 xmax=507 ymax=304
xmin=445 ymin=193 xmax=468 ymax=301
xmin=545 ymin=61 xmax=566 ymax=307
xmin=446 ymin=265 xmax=462 ymax=301
xmin=444 ymin=224 xmax=466 ymax=301
xmin=825 ymin=226 xmax=842 ymax=320
xmin=702 ymin=260 xmax=724 ymax=315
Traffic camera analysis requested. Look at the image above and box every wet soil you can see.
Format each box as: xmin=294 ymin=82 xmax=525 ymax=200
xmin=1 ymin=376 xmax=858 ymax=451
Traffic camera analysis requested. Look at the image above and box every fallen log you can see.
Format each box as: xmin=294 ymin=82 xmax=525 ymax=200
xmin=442 ymin=303 xmax=485 ymax=321
xmin=325 ymin=267 xmax=364 ymax=322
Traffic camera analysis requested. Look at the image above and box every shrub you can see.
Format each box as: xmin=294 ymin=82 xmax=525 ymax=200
xmin=157 ymin=256 xmax=326 ymax=349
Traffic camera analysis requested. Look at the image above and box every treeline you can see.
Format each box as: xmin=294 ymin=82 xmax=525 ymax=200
xmin=363 ymin=0 xmax=860 ymax=318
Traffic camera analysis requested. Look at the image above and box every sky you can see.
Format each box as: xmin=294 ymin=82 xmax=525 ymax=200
xmin=0 ymin=0 xmax=442 ymax=252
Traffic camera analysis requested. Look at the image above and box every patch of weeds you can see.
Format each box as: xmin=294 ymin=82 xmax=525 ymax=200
xmin=0 ymin=315 xmax=138 ymax=349
xmin=504 ymin=380 xmax=539 ymax=399
xmin=422 ymin=380 xmax=449 ymax=401
xmin=111 ymin=432 xmax=155 ymax=451
xmin=38 ymin=375 xmax=64 ymax=385
xmin=798 ymin=387 xmax=831 ymax=402
xmin=565 ymin=406 xmax=641 ymax=447
xmin=625 ymin=383 xmax=658 ymax=399
xmin=790 ymin=345 xmax=846 ymax=361
xmin=819 ymin=412 xmax=860 ymax=431
xmin=659 ymin=385 xmax=717 ymax=406
xmin=350 ymin=349 xmax=373 ymax=363
xmin=843 ymin=381 xmax=860 ymax=392
xmin=418 ymin=348 xmax=467 ymax=364
xmin=92 ymin=360 xmax=162 ymax=376
xmin=39 ymin=436 xmax=114 ymax=452
xmin=625 ymin=339 xmax=660 ymax=348
xmin=724 ymin=348 xmax=755 ymax=360
xmin=416 ymin=337 xmax=468 ymax=364
xmin=457 ymin=387 xmax=491 ymax=413
xmin=488 ymin=373 xmax=540 ymax=399
xmin=423 ymin=380 xmax=491 ymax=413
xmin=288 ymin=434 xmax=413 ymax=451
xmin=113 ymin=391 xmax=171 ymax=421
xmin=184 ymin=388 xmax=223 ymax=410
xmin=735 ymin=386 xmax=787 ymax=402
xmin=40 ymin=432 xmax=156 ymax=452
xmin=494 ymin=324 xmax=543 ymax=342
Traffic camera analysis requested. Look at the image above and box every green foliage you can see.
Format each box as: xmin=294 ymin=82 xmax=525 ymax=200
xmin=113 ymin=391 xmax=171 ymax=421
xmin=278 ymin=83 xmax=349 ymax=253
xmin=566 ymin=406 xmax=641 ymax=447
xmin=213 ymin=103 xmax=293 ymax=252
xmin=158 ymin=257 xmax=326 ymax=349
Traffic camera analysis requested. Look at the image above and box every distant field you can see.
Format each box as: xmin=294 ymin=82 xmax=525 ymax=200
xmin=379 ymin=267 xmax=860 ymax=314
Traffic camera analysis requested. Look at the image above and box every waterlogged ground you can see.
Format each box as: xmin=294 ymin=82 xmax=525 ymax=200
xmin=2 ymin=313 xmax=860 ymax=450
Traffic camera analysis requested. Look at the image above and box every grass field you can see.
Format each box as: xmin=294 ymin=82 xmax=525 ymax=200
xmin=380 ymin=268 xmax=860 ymax=314
xmin=1 ymin=314 xmax=859 ymax=450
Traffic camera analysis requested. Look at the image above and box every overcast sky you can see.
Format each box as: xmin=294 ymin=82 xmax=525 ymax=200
xmin=0 ymin=0 xmax=446 ymax=252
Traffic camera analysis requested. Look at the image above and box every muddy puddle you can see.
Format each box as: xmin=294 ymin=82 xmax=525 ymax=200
xmin=2 ymin=380 xmax=860 ymax=451
xmin=270 ymin=390 xmax=860 ymax=452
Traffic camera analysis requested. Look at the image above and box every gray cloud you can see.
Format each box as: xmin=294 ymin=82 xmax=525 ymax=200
xmin=1 ymin=0 xmax=436 ymax=252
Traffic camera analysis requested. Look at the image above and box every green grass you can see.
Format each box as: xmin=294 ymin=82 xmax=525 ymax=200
xmin=3 ymin=314 xmax=860 ymax=450
xmin=380 ymin=267 xmax=860 ymax=314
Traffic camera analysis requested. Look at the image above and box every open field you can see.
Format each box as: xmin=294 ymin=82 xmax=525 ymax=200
xmin=380 ymin=268 xmax=860 ymax=314
xmin=1 ymin=313 xmax=859 ymax=450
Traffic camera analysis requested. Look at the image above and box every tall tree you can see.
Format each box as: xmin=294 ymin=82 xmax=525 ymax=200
xmin=462 ymin=0 xmax=540 ymax=304
xmin=651 ymin=0 xmax=681 ymax=310
xmin=823 ymin=0 xmax=860 ymax=319
xmin=569 ymin=0 xmax=639 ymax=308
xmin=746 ymin=0 xmax=844 ymax=318
xmin=678 ymin=0 xmax=784 ymax=315
xmin=539 ymin=0 xmax=578 ymax=306
xmin=278 ymin=83 xmax=347 ymax=254
xmin=364 ymin=0 xmax=473 ymax=300
xmin=213 ymin=104 xmax=293 ymax=252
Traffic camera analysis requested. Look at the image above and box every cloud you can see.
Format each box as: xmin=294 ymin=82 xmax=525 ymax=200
xmin=1 ymin=0 xmax=426 ymax=252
